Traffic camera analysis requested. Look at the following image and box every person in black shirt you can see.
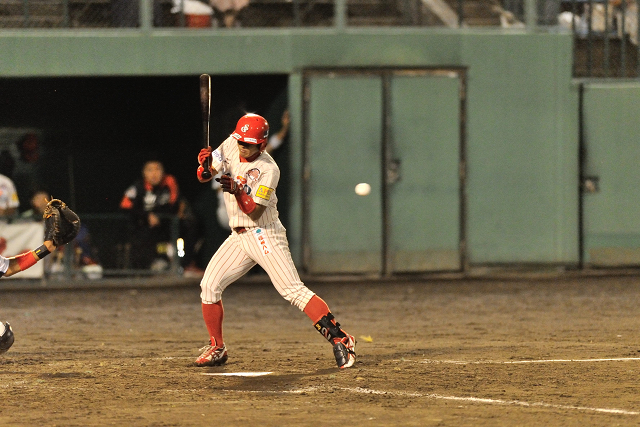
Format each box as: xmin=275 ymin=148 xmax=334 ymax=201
xmin=120 ymin=160 xmax=180 ymax=270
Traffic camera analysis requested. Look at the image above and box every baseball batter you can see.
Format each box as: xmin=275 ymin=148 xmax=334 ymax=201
xmin=195 ymin=113 xmax=355 ymax=369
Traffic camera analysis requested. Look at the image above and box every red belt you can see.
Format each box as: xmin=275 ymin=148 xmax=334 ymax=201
xmin=234 ymin=227 xmax=248 ymax=234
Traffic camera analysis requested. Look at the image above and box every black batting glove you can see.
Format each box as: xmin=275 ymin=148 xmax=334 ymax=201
xmin=216 ymin=174 xmax=242 ymax=195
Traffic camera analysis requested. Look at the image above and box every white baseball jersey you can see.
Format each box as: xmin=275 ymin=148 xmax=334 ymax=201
xmin=201 ymin=136 xmax=315 ymax=311
xmin=0 ymin=255 xmax=8 ymax=276
xmin=0 ymin=174 xmax=19 ymax=211
xmin=210 ymin=136 xmax=280 ymax=229
xmin=211 ymin=132 xmax=285 ymax=230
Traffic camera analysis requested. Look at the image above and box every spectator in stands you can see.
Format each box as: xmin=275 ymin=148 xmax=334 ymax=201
xmin=120 ymin=159 xmax=180 ymax=271
xmin=13 ymin=133 xmax=42 ymax=214
xmin=0 ymin=150 xmax=20 ymax=220
xmin=617 ymin=0 xmax=638 ymax=45
xmin=209 ymin=0 xmax=248 ymax=27
xmin=171 ymin=0 xmax=214 ymax=27
xmin=19 ymin=190 xmax=49 ymax=222
xmin=73 ymin=222 xmax=102 ymax=272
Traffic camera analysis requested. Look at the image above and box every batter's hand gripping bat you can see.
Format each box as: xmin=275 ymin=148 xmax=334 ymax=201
xmin=200 ymin=73 xmax=212 ymax=181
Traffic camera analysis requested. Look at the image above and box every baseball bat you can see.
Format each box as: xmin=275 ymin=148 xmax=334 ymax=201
xmin=199 ymin=73 xmax=212 ymax=181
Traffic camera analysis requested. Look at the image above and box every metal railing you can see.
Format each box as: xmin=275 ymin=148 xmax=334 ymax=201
xmin=566 ymin=0 xmax=640 ymax=77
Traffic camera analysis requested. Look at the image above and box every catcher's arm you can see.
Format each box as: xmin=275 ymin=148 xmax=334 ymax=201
xmin=3 ymin=240 xmax=55 ymax=278
xmin=1 ymin=198 xmax=80 ymax=278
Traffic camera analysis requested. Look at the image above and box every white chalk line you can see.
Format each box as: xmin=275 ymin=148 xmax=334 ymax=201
xmin=420 ymin=357 xmax=640 ymax=365
xmin=157 ymin=356 xmax=640 ymax=365
xmin=160 ymin=355 xmax=639 ymax=415
xmin=223 ymin=385 xmax=638 ymax=415
xmin=202 ymin=372 xmax=273 ymax=377
xmin=342 ymin=387 xmax=639 ymax=415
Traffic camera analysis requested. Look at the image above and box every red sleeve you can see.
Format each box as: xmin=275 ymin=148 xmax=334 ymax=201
xmin=120 ymin=196 xmax=133 ymax=209
xmin=163 ymin=175 xmax=180 ymax=205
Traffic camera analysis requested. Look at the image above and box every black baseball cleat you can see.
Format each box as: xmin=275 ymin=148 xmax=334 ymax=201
xmin=333 ymin=334 xmax=356 ymax=369
xmin=0 ymin=322 xmax=15 ymax=355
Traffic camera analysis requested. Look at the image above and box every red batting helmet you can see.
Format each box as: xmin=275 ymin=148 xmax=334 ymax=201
xmin=232 ymin=114 xmax=270 ymax=152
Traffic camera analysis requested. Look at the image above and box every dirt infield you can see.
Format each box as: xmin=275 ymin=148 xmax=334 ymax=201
xmin=1 ymin=274 xmax=640 ymax=426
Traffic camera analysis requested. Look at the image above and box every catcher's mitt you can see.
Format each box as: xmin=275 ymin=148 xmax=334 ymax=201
xmin=43 ymin=199 xmax=81 ymax=246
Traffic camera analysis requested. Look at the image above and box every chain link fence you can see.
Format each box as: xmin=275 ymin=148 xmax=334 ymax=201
xmin=0 ymin=1 xmax=638 ymax=75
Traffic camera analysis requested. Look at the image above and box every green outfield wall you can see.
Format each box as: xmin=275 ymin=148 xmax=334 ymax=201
xmin=0 ymin=28 xmax=595 ymax=270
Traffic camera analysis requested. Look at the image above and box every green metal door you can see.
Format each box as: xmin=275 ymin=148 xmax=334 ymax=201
xmin=303 ymin=69 xmax=465 ymax=275
xmin=304 ymin=73 xmax=384 ymax=274
xmin=582 ymin=83 xmax=640 ymax=267
xmin=387 ymin=71 xmax=463 ymax=273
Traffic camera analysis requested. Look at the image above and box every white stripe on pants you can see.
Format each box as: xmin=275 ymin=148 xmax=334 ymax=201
xmin=200 ymin=220 xmax=315 ymax=311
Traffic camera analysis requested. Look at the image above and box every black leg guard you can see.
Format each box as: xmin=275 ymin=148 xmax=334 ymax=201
xmin=333 ymin=340 xmax=351 ymax=368
xmin=314 ymin=313 xmax=347 ymax=344
xmin=0 ymin=322 xmax=14 ymax=354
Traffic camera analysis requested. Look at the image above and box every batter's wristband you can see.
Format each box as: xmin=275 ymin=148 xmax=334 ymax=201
xmin=235 ymin=191 xmax=256 ymax=215
xmin=34 ymin=245 xmax=51 ymax=260
xmin=16 ymin=252 xmax=37 ymax=271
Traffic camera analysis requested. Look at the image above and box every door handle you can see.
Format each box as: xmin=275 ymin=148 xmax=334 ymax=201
xmin=582 ymin=176 xmax=599 ymax=193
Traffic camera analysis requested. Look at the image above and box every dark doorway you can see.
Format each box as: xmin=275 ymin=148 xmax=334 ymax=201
xmin=0 ymin=74 xmax=289 ymax=270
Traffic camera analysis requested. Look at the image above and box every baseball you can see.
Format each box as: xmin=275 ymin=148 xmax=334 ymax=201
xmin=355 ymin=182 xmax=371 ymax=196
